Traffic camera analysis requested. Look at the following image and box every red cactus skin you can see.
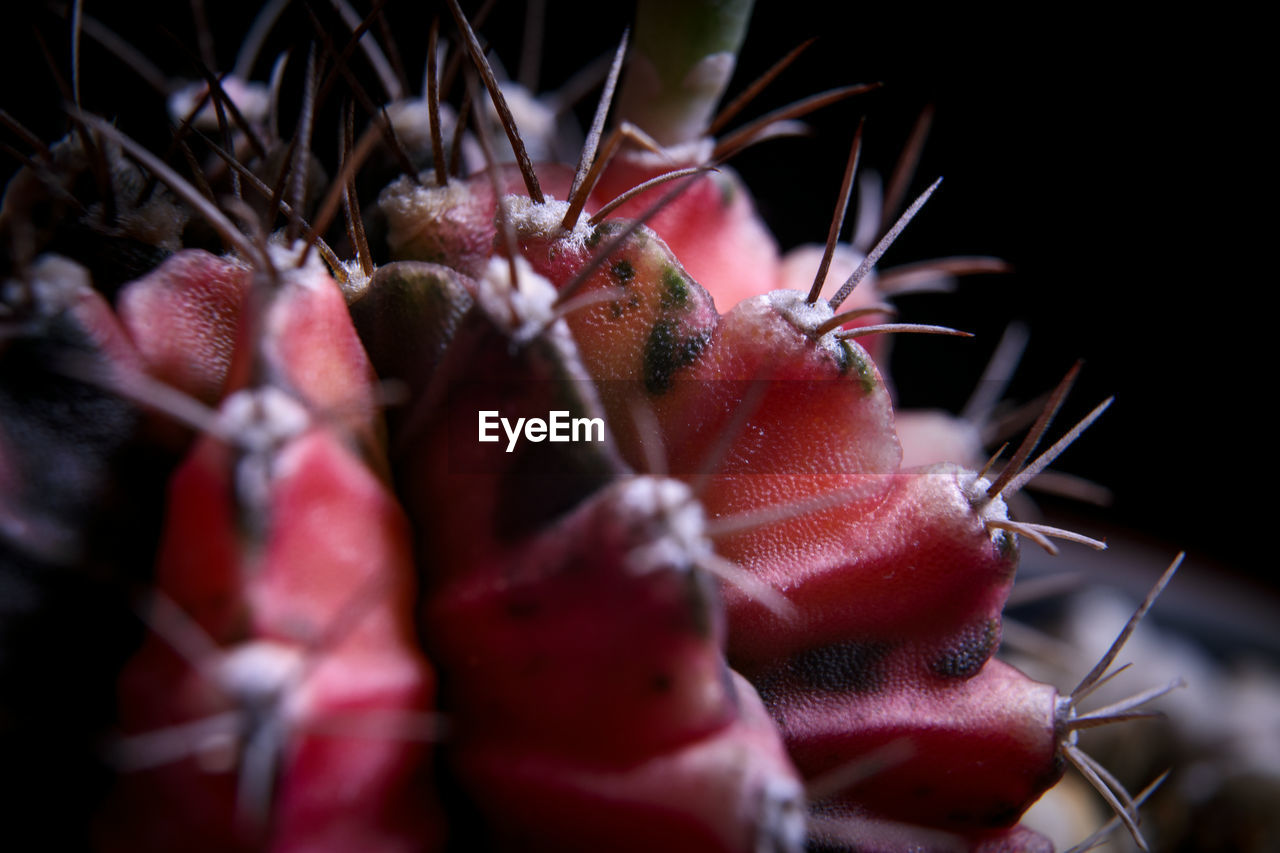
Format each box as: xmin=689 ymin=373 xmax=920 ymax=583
xmin=503 ymin=198 xmax=721 ymax=396
xmin=589 ymin=149 xmax=783 ymax=309
xmin=117 ymin=246 xmax=385 ymax=462
xmin=719 ymin=463 xmax=1017 ymax=671
xmin=30 ymin=256 xmax=146 ymax=371
xmin=117 ymin=249 xmax=249 ymax=407
xmin=98 ymin=257 xmax=443 ymax=852
xmin=776 ymin=242 xmax=898 ymax=366
xmin=555 ymin=266 xmax=1050 ymax=846
xmin=379 ymin=164 xmax=576 ymax=278
xmin=616 ymin=288 xmax=901 ymax=492
xmin=788 ymin=653 xmax=1059 ymax=819
xmin=460 ymin=669 xmax=803 ymax=853
xmin=772 ymin=656 xmax=1061 ymax=833
xmin=425 ymin=477 xmax=804 ymax=852
xmin=378 ymin=157 xmax=779 ymax=315
xmin=232 ymin=251 xmax=386 ymax=459
xmin=381 ymin=173 xmax=505 ymax=279
xmin=374 ymin=256 xmax=806 ymax=851
xmin=372 ymin=135 xmax=1068 ymax=842
xmin=380 ymin=173 xmax=1068 ymax=848
xmin=102 ymin=418 xmax=442 ymax=853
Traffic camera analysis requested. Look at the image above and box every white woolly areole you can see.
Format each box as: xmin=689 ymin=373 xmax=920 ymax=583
xmin=25 ymin=255 xmax=91 ymax=317
xmin=475 ymin=254 xmax=559 ymax=338
xmin=504 ymin=194 xmax=593 ymax=246
xmin=167 ymin=78 xmax=270 ymax=130
xmin=755 ymin=775 xmax=807 ymax=853
xmin=265 ymin=237 xmax=330 ymax=289
xmin=954 ymin=464 xmax=1012 ymax=530
xmin=378 ymin=175 xmax=469 ymax=249
xmin=336 ymin=258 xmax=372 ymax=301
xmin=767 ymin=289 xmax=847 ymax=360
xmin=217 ymin=640 xmax=305 ymax=709
xmin=218 ymin=387 xmax=310 ymax=451
xmin=613 ymin=477 xmax=713 ymax=575
xmin=219 ymin=387 xmax=311 ymax=517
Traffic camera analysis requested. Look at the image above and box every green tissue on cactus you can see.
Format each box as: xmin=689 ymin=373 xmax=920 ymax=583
xmin=618 ymin=0 xmax=755 ymax=145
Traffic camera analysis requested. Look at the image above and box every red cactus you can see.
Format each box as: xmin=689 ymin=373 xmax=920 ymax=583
xmin=100 ymin=255 xmax=443 ymax=852
xmin=0 ymin=2 xmax=1193 ymax=852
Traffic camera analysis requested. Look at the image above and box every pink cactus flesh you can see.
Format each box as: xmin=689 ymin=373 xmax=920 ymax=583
xmin=0 ymin=3 xmax=1185 ymax=852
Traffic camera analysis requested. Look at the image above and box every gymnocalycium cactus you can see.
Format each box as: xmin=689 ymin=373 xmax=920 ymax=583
xmin=0 ymin=1 xmax=1186 ymax=850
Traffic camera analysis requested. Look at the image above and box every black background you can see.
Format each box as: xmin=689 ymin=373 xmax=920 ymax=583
xmin=2 ymin=2 xmax=1269 ymax=600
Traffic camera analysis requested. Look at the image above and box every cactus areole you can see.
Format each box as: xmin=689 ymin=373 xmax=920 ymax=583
xmin=0 ymin=1 xmax=1183 ymax=852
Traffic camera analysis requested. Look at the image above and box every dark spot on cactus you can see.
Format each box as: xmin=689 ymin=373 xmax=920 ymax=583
xmin=832 ymin=339 xmax=854 ymax=374
xmin=607 ymin=287 xmax=644 ymax=319
xmin=752 ymin=669 xmax=785 ymax=710
xmin=350 ymin=262 xmax=473 ymax=422
xmin=494 ymin=429 xmax=618 ymax=542
xmin=931 ymin=619 xmax=1001 ymax=679
xmin=660 ymin=265 xmax=690 ymax=308
xmin=791 ymin=641 xmax=890 ymax=694
xmin=994 ymin=527 xmax=1018 ymax=563
xmin=832 ymin=339 xmax=876 ymax=393
xmin=610 ymin=259 xmax=635 ymax=284
xmin=643 ymin=320 xmax=711 ymax=395
xmin=586 ymin=221 xmax=622 ymax=250
xmin=650 ymin=673 xmax=673 ymax=693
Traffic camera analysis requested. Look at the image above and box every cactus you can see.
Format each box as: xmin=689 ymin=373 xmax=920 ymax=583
xmin=0 ymin=1 xmax=1192 ymax=851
